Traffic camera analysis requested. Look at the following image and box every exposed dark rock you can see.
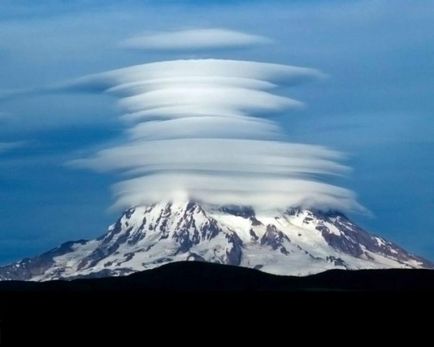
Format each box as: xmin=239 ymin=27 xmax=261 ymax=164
xmin=326 ymin=256 xmax=346 ymax=267
xmin=280 ymin=246 xmax=289 ymax=255
xmin=312 ymin=211 xmax=433 ymax=267
xmin=249 ymin=229 xmax=259 ymax=242
xmin=124 ymin=208 xmax=135 ymax=219
xmin=201 ymin=220 xmax=221 ymax=240
xmin=303 ymin=217 xmax=314 ymax=223
xmin=127 ymin=227 xmax=147 ymax=245
xmin=318 ymin=224 xmax=364 ymax=257
xmin=153 ymin=204 xmax=171 ymax=238
xmin=285 ymin=207 xmax=303 ymax=216
xmin=250 ymin=216 xmax=262 ymax=226
xmin=173 ymin=208 xmax=221 ymax=253
xmin=152 ymin=257 xmax=172 ymax=264
xmin=220 ymin=205 xmax=255 ymax=218
xmin=261 ymin=225 xmax=290 ymax=250
xmin=159 ymin=233 xmax=169 ymax=240
xmin=80 ymin=225 xmax=135 ymax=270
xmin=185 ymin=201 xmax=198 ymax=212
xmin=225 ymin=232 xmax=243 ymax=266
xmin=174 ymin=229 xmax=194 ymax=253
xmin=98 ymin=219 xmax=122 ymax=242
xmin=123 ymin=252 xmax=135 ymax=262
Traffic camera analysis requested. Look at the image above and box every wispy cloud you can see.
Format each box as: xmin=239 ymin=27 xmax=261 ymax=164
xmin=0 ymin=111 xmax=10 ymax=119
xmin=0 ymin=141 xmax=24 ymax=153
xmin=121 ymin=28 xmax=273 ymax=50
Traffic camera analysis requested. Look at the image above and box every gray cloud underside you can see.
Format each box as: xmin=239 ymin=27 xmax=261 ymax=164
xmin=121 ymin=28 xmax=273 ymax=50
xmin=66 ymin=58 xmax=360 ymax=212
xmin=126 ymin=116 xmax=282 ymax=141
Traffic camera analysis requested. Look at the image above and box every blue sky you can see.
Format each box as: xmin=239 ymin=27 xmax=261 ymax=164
xmin=0 ymin=0 xmax=433 ymax=263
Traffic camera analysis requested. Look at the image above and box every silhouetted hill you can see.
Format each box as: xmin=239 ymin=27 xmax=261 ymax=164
xmin=1 ymin=262 xmax=434 ymax=343
xmin=1 ymin=261 xmax=434 ymax=292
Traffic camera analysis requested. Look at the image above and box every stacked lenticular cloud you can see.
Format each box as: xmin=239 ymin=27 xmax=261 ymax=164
xmin=70 ymin=58 xmax=360 ymax=212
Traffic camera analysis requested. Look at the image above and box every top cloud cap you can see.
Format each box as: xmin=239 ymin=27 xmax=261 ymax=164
xmin=121 ymin=28 xmax=273 ymax=51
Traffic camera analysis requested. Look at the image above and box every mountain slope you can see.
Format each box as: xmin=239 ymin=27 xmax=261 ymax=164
xmin=0 ymin=200 xmax=432 ymax=281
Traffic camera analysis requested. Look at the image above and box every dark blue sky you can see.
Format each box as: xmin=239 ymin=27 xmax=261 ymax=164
xmin=0 ymin=0 xmax=433 ymax=263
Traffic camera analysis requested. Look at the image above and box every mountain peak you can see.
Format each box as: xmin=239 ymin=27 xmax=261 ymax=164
xmin=0 ymin=201 xmax=432 ymax=281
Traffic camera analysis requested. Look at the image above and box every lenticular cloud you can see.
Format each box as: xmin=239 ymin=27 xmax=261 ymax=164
xmin=71 ymin=59 xmax=362 ymax=212
xmin=121 ymin=28 xmax=272 ymax=51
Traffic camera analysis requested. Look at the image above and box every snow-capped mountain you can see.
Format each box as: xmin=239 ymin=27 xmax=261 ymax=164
xmin=0 ymin=200 xmax=432 ymax=281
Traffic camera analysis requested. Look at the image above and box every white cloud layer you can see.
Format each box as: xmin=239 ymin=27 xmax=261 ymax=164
xmin=112 ymin=173 xmax=360 ymax=213
xmin=121 ymin=28 xmax=273 ymax=50
xmin=69 ymin=58 xmax=361 ymax=212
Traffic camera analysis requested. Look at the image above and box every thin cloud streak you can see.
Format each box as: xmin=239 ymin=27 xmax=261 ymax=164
xmin=0 ymin=141 xmax=25 ymax=153
xmin=120 ymin=28 xmax=273 ymax=50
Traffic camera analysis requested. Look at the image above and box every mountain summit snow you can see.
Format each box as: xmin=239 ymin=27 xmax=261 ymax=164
xmin=0 ymin=200 xmax=431 ymax=281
